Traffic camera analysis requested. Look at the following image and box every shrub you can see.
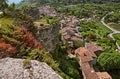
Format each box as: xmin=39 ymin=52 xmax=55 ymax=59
xmin=14 ymin=11 xmax=37 ymax=34
xmin=59 ymin=58 xmax=80 ymax=79
xmin=0 ymin=40 xmax=16 ymax=57
xmin=28 ymin=49 xmax=60 ymax=71
xmin=105 ymin=12 xmax=120 ymax=23
xmin=73 ymin=40 xmax=84 ymax=49
xmin=52 ymin=46 xmax=81 ymax=79
xmin=0 ymin=24 xmax=42 ymax=58
xmin=21 ymin=28 xmax=42 ymax=49
xmin=23 ymin=58 xmax=31 ymax=69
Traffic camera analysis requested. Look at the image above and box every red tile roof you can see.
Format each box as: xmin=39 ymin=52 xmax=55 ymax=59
xmin=75 ymin=43 xmax=112 ymax=79
xmin=86 ymin=42 xmax=104 ymax=53
xmin=75 ymin=47 xmax=97 ymax=58
xmin=63 ymin=35 xmax=71 ymax=40
xmin=81 ymin=56 xmax=93 ymax=63
xmin=87 ymin=51 xmax=97 ymax=58
xmin=96 ymin=72 xmax=112 ymax=79
xmin=71 ymin=36 xmax=83 ymax=42
xmin=75 ymin=47 xmax=87 ymax=56
xmin=81 ymin=63 xmax=98 ymax=79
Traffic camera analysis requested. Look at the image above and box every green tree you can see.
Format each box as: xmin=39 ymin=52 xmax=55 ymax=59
xmin=97 ymin=53 xmax=120 ymax=71
xmin=0 ymin=0 xmax=8 ymax=15
xmin=8 ymin=3 xmax=15 ymax=11
xmin=6 ymin=3 xmax=16 ymax=16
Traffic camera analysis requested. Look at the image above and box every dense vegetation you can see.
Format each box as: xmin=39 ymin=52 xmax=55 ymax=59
xmin=18 ymin=0 xmax=120 ymax=8
xmin=57 ymin=3 xmax=120 ymax=19
xmin=80 ymin=21 xmax=116 ymax=52
xmin=105 ymin=12 xmax=120 ymax=31
xmin=97 ymin=52 xmax=120 ymax=79
xmin=98 ymin=53 xmax=120 ymax=70
xmin=105 ymin=12 xmax=120 ymax=23
xmin=113 ymin=34 xmax=120 ymax=46
xmin=52 ymin=46 xmax=82 ymax=79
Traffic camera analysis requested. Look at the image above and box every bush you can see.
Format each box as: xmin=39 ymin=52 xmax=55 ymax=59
xmin=73 ymin=40 xmax=84 ymax=49
xmin=28 ymin=49 xmax=60 ymax=71
xmin=16 ymin=47 xmax=60 ymax=71
xmin=0 ymin=40 xmax=16 ymax=58
xmin=0 ymin=25 xmax=42 ymax=49
xmin=113 ymin=34 xmax=120 ymax=46
xmin=52 ymin=46 xmax=81 ymax=79
xmin=105 ymin=12 xmax=120 ymax=23
xmin=23 ymin=58 xmax=31 ymax=69
xmin=59 ymin=58 xmax=80 ymax=79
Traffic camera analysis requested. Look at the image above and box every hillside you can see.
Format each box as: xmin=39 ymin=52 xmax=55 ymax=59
xmin=17 ymin=0 xmax=120 ymax=8
xmin=0 ymin=0 xmax=120 ymax=79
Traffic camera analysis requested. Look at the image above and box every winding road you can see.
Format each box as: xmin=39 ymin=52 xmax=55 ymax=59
xmin=101 ymin=12 xmax=120 ymax=52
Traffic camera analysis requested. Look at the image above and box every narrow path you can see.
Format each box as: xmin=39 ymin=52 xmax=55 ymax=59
xmin=101 ymin=12 xmax=120 ymax=52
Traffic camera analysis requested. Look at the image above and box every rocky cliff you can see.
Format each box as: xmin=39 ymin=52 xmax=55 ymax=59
xmin=24 ymin=7 xmax=40 ymax=20
xmin=34 ymin=22 xmax=60 ymax=52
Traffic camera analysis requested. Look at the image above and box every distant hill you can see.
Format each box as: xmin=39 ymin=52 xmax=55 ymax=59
xmin=20 ymin=0 xmax=120 ymax=3
xmin=17 ymin=0 xmax=120 ymax=8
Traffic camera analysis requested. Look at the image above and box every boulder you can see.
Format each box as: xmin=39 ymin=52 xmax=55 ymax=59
xmin=0 ymin=57 xmax=63 ymax=79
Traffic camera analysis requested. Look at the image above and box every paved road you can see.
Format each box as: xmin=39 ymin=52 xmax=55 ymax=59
xmin=101 ymin=12 xmax=120 ymax=52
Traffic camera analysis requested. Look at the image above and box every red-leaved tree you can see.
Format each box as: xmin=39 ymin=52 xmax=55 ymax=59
xmin=0 ymin=40 xmax=16 ymax=58
xmin=20 ymin=28 xmax=42 ymax=49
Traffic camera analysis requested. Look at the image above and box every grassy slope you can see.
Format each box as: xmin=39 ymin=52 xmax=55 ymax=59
xmin=0 ymin=17 xmax=14 ymax=25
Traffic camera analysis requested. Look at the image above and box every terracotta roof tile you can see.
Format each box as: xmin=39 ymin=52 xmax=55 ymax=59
xmin=81 ymin=56 xmax=93 ymax=63
xmin=71 ymin=36 xmax=83 ymax=42
xmin=96 ymin=72 xmax=112 ymax=79
xmin=75 ymin=47 xmax=87 ymax=56
xmin=81 ymin=63 xmax=98 ymax=79
xmin=87 ymin=51 xmax=97 ymax=58
xmin=86 ymin=42 xmax=104 ymax=53
xmin=63 ymin=35 xmax=71 ymax=40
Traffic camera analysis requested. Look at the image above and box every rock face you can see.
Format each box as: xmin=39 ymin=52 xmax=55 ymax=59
xmin=24 ymin=7 xmax=40 ymax=20
xmin=33 ymin=6 xmax=60 ymax=52
xmin=0 ymin=57 xmax=63 ymax=79
xmin=34 ymin=22 xmax=60 ymax=52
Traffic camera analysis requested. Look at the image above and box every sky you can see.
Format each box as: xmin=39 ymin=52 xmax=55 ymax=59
xmin=8 ymin=0 xmax=22 ymax=4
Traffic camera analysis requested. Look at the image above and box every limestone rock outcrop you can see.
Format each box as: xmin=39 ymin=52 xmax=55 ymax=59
xmin=0 ymin=57 xmax=63 ymax=79
xmin=24 ymin=7 xmax=40 ymax=20
xmin=34 ymin=22 xmax=60 ymax=52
